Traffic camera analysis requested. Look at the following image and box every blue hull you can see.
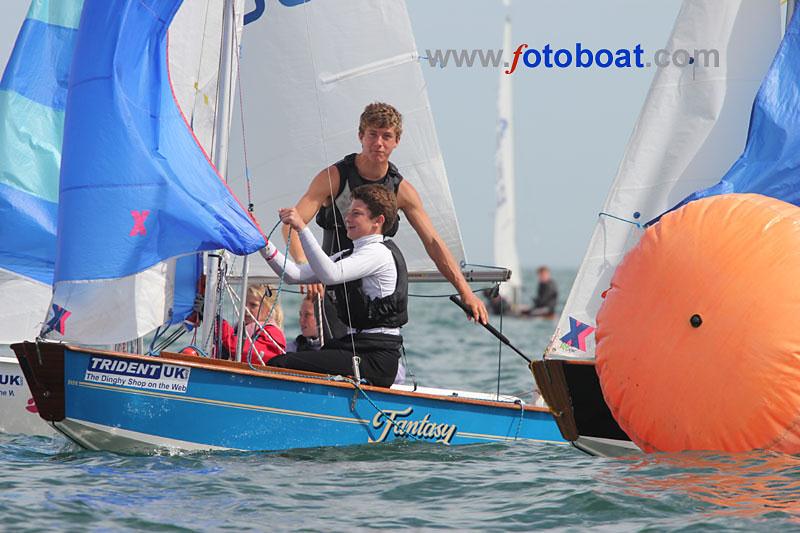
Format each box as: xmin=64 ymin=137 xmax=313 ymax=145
xmin=15 ymin=343 xmax=564 ymax=453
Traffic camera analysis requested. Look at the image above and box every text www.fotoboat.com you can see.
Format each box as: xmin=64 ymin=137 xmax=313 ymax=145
xmin=423 ymin=44 xmax=720 ymax=72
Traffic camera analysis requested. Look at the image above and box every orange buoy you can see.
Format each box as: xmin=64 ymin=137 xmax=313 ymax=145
xmin=596 ymin=193 xmax=800 ymax=453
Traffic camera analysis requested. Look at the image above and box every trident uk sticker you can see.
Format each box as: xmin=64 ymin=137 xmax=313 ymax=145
xmin=84 ymin=356 xmax=191 ymax=393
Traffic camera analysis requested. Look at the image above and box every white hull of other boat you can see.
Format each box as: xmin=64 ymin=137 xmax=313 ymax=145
xmin=0 ymin=356 xmax=54 ymax=436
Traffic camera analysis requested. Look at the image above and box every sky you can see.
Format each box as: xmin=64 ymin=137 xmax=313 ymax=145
xmin=1 ymin=0 xmax=781 ymax=269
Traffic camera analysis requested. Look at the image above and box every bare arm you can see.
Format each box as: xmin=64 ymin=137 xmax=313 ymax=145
xmin=281 ymin=165 xmax=342 ymax=263
xmin=398 ymin=181 xmax=488 ymax=324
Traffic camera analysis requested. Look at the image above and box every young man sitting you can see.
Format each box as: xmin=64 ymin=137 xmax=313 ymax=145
xmin=261 ymin=184 xmax=407 ymax=387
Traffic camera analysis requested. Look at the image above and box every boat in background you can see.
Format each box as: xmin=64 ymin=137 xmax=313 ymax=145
xmin=531 ymin=0 xmax=782 ymax=455
xmin=0 ymin=353 xmax=51 ymax=436
xmin=14 ymin=0 xmax=562 ymax=453
xmin=492 ymin=7 xmax=525 ymax=315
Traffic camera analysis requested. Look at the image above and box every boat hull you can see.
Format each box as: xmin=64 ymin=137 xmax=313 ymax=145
xmin=0 ymin=356 xmax=55 ymax=436
xmin=531 ymin=358 xmax=639 ymax=457
xmin=14 ymin=342 xmax=564 ymax=453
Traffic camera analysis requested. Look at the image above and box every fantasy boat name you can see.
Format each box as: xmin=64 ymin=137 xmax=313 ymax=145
xmin=82 ymin=356 xmax=191 ymax=394
xmin=369 ymin=407 xmax=457 ymax=444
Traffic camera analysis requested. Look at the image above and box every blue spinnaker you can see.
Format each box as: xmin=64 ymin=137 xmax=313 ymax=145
xmin=0 ymin=2 xmax=84 ymax=285
xmin=666 ymin=8 xmax=800 ymax=215
xmin=55 ymin=0 xmax=265 ymax=284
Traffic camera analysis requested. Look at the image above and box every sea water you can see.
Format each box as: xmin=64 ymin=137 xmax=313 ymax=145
xmin=2 ymin=269 xmax=799 ymax=530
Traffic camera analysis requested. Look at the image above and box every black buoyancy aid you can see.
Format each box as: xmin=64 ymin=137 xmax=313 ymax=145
xmin=316 ymin=153 xmax=404 ymax=255
xmin=332 ymin=239 xmax=408 ymax=330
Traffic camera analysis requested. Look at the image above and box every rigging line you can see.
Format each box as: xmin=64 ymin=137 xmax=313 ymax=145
xmin=400 ymin=344 xmax=417 ymax=391
xmin=407 ymin=286 xmax=496 ymax=298
xmin=277 ymin=286 xmax=494 ymax=298
xmin=460 ymin=262 xmax=509 ymax=271
xmin=231 ymin=0 xmax=254 ymax=210
xmin=299 ymin=2 xmax=359 ymax=362
xmin=338 ymin=376 xmax=425 ymax=442
xmin=247 ymin=228 xmax=292 ymax=366
xmin=187 ymin=0 xmax=214 ymax=131
xmin=496 ymin=283 xmax=503 ymax=401
xmin=598 ymin=212 xmax=643 ymax=229
xmin=209 ymin=0 xmax=225 ymax=162
xmin=513 ymin=399 xmax=525 ymax=441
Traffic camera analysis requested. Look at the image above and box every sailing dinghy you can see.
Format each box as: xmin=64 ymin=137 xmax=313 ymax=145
xmin=13 ymin=0 xmax=563 ymax=453
xmin=531 ymin=0 xmax=783 ymax=456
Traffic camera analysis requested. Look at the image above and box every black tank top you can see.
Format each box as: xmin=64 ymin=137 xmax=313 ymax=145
xmin=315 ymin=153 xmax=404 ymax=255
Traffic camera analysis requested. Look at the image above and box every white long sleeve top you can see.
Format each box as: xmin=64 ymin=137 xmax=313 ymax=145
xmin=260 ymin=228 xmax=399 ymax=334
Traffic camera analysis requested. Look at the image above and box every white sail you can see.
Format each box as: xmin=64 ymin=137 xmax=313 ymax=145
xmin=549 ymin=0 xmax=781 ymax=359
xmin=494 ymin=14 xmax=522 ymax=304
xmin=228 ymin=0 xmax=465 ymax=277
xmin=0 ymin=273 xmax=51 ymax=344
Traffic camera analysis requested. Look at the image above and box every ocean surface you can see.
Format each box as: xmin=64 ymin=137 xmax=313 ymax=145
xmin=3 ymin=268 xmax=800 ymax=531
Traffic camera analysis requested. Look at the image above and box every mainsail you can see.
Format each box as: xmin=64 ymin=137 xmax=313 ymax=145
xmin=43 ymin=0 xmax=264 ymax=344
xmin=227 ymin=0 xmax=466 ymax=278
xmin=549 ymin=0 xmax=780 ymax=359
xmin=0 ymin=0 xmax=84 ymax=343
xmin=494 ymin=13 xmax=522 ymax=304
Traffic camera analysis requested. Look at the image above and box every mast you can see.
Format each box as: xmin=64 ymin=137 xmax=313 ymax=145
xmin=789 ymin=0 xmax=796 ymax=31
xmin=200 ymin=0 xmax=237 ymax=354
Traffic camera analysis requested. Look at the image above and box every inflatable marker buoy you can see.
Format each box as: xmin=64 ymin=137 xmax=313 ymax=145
xmin=596 ymin=194 xmax=800 ymax=453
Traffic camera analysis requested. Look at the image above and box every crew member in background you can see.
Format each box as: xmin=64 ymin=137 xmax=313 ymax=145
xmin=531 ymin=266 xmax=558 ymax=318
xmin=220 ymin=284 xmax=286 ymax=363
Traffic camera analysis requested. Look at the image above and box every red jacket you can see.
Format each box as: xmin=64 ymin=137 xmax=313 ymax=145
xmin=220 ymin=320 xmax=286 ymax=364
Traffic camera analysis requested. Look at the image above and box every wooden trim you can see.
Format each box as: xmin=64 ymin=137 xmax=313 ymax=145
xmin=11 ymin=342 xmax=65 ymax=422
xmin=64 ymin=344 xmax=547 ymax=413
xmin=530 ymin=359 xmax=578 ymax=440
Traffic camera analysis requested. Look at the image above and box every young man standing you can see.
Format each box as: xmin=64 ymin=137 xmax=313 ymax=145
xmin=282 ymin=102 xmax=488 ymax=325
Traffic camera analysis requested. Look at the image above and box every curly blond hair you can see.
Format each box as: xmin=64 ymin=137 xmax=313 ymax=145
xmin=358 ymin=102 xmax=402 ymax=140
xmin=247 ymin=284 xmax=283 ymax=328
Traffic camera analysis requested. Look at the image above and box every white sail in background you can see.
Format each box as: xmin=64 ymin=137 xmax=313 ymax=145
xmin=494 ymin=14 xmax=522 ymax=304
xmin=549 ymin=0 xmax=780 ymax=359
xmin=228 ymin=0 xmax=465 ymax=277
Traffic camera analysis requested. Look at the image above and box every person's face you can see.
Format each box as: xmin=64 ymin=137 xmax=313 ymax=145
xmin=344 ymin=199 xmax=383 ymax=240
xmin=299 ymin=300 xmax=317 ymax=338
xmin=245 ymin=294 xmax=269 ymax=325
xmin=538 ymin=269 xmax=551 ymax=282
xmin=359 ymin=126 xmax=399 ymax=163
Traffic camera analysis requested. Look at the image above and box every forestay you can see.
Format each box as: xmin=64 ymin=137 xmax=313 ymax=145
xmin=227 ymin=0 xmax=465 ymax=277
xmin=43 ymin=0 xmax=264 ymax=345
xmin=548 ymin=0 xmax=780 ymax=360
xmin=494 ymin=14 xmax=522 ymax=304
xmin=0 ymin=0 xmax=84 ymax=343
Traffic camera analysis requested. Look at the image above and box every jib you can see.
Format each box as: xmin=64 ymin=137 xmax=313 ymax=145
xmin=0 ymin=375 xmax=22 ymax=386
xmin=163 ymin=366 xmax=188 ymax=379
